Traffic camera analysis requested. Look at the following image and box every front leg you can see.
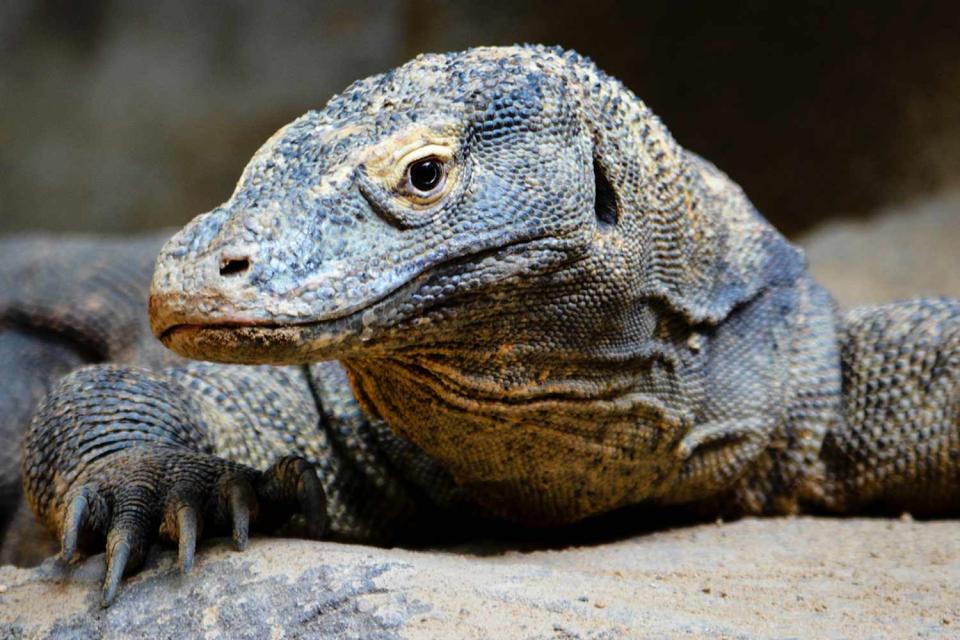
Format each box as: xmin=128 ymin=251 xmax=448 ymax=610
xmin=814 ymin=298 xmax=960 ymax=514
xmin=22 ymin=364 xmax=327 ymax=605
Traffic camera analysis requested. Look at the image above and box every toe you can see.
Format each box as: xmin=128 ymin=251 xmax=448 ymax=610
xmin=223 ymin=476 xmax=256 ymax=551
xmin=61 ymin=485 xmax=109 ymax=563
xmin=160 ymin=485 xmax=206 ymax=574
xmin=100 ymin=485 xmax=155 ymax=606
xmin=176 ymin=505 xmax=199 ymax=573
xmin=257 ymin=456 xmax=329 ymax=538
xmin=61 ymin=490 xmax=90 ymax=562
xmin=296 ymin=465 xmax=328 ymax=539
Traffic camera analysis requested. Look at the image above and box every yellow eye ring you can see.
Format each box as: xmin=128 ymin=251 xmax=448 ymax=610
xmin=395 ymin=144 xmax=454 ymax=206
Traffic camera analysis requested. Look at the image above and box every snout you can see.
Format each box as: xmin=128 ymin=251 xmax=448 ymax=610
xmin=149 ymin=233 xmax=267 ymax=329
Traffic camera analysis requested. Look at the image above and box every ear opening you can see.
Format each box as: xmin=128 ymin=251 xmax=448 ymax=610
xmin=593 ymin=157 xmax=619 ymax=227
xmin=566 ymin=50 xmax=806 ymax=324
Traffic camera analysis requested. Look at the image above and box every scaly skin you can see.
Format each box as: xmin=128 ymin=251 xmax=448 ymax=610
xmin=5 ymin=46 xmax=957 ymax=605
xmin=0 ymin=233 xmax=175 ymax=553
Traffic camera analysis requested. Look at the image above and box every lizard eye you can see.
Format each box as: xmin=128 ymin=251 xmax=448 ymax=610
xmin=404 ymin=157 xmax=447 ymax=198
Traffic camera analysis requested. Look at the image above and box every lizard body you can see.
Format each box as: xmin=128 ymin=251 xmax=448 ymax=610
xmin=3 ymin=46 xmax=957 ymax=604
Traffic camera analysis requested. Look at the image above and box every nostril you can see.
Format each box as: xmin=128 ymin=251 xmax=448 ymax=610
xmin=219 ymin=256 xmax=251 ymax=277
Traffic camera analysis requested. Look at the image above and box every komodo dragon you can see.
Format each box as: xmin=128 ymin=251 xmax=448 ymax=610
xmin=2 ymin=46 xmax=957 ymax=605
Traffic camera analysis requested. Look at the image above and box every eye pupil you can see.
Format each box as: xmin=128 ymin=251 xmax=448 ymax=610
xmin=409 ymin=159 xmax=442 ymax=192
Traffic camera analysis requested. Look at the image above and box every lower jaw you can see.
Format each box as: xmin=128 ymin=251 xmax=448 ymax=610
xmin=160 ymin=323 xmax=354 ymax=365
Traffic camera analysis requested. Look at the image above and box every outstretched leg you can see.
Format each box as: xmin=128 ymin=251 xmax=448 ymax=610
xmin=813 ymin=298 xmax=959 ymax=514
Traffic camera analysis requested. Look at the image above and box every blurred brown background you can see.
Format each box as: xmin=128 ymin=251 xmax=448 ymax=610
xmin=2 ymin=1 xmax=959 ymax=237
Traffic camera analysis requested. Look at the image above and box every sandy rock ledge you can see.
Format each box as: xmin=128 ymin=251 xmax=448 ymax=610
xmin=0 ymin=517 xmax=956 ymax=639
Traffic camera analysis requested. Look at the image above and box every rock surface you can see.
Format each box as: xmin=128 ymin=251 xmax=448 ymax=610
xmin=0 ymin=517 xmax=957 ymax=639
xmin=1 ymin=195 xmax=959 ymax=638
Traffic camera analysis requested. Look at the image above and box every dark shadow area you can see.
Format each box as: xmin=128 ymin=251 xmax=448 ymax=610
xmin=430 ymin=504 xmax=715 ymax=556
xmin=1 ymin=1 xmax=959 ymax=236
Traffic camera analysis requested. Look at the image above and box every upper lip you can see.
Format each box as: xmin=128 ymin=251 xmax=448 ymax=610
xmin=149 ymin=282 xmax=391 ymax=344
xmin=157 ymin=318 xmax=278 ymax=342
xmin=151 ymin=234 xmax=562 ymax=344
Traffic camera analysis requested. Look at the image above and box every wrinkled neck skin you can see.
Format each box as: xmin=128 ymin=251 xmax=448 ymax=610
xmin=337 ymin=157 xmax=807 ymax=525
xmin=341 ymin=278 xmax=703 ymax=525
xmin=341 ymin=221 xmax=728 ymax=524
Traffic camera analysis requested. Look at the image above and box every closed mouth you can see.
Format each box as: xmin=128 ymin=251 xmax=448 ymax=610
xmin=159 ymin=319 xmax=358 ymax=364
xmin=153 ymin=234 xmax=565 ymax=362
xmin=160 ymin=320 xmax=280 ymax=343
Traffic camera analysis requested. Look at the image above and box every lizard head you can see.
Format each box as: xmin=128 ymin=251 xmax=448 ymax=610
xmin=152 ymin=46 xmax=600 ymax=363
xmin=150 ymin=44 xmax=799 ymax=368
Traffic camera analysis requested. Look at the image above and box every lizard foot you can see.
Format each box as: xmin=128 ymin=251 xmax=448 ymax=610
xmin=57 ymin=450 xmax=327 ymax=606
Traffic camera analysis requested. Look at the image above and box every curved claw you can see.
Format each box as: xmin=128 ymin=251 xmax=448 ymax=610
xmin=102 ymin=535 xmax=132 ymax=607
xmin=61 ymin=485 xmax=109 ymax=563
xmin=296 ymin=466 xmax=328 ymax=539
xmin=61 ymin=491 xmax=90 ymax=562
xmin=100 ymin=484 xmax=155 ymax=606
xmin=176 ymin=506 xmax=198 ymax=573
xmin=163 ymin=486 xmax=204 ymax=574
xmin=227 ymin=479 xmax=255 ymax=551
xmin=257 ymin=456 xmax=328 ymax=538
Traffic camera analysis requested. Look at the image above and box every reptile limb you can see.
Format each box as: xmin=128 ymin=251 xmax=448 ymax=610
xmin=22 ymin=364 xmax=327 ymax=605
xmin=814 ymin=299 xmax=960 ymax=514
